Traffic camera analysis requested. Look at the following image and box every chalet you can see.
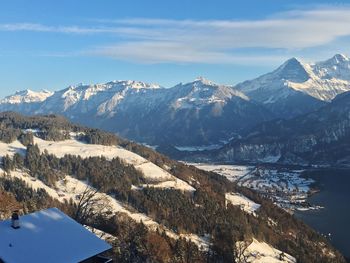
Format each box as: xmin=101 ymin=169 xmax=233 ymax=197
xmin=0 ymin=208 xmax=112 ymax=263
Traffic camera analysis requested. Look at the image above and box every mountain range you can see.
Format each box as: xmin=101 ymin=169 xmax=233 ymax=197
xmin=208 ymin=90 xmax=350 ymax=166
xmin=1 ymin=54 xmax=350 ymax=152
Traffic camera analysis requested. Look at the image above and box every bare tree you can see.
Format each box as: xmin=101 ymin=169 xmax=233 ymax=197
xmin=234 ymin=240 xmax=251 ymax=263
xmin=0 ymin=191 xmax=22 ymax=220
xmin=73 ymin=186 xmax=112 ymax=225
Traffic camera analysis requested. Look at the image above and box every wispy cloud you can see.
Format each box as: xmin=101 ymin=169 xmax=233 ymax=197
xmin=2 ymin=5 xmax=350 ymax=64
xmin=88 ymin=42 xmax=286 ymax=65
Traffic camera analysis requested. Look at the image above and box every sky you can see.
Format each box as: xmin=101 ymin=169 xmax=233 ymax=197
xmin=1 ymin=0 xmax=350 ymax=98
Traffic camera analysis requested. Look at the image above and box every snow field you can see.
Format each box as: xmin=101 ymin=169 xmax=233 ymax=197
xmin=0 ymin=140 xmax=26 ymax=159
xmin=225 ymin=193 xmax=261 ymax=215
xmin=189 ymin=163 xmax=252 ymax=181
xmin=236 ymin=238 xmax=296 ymax=263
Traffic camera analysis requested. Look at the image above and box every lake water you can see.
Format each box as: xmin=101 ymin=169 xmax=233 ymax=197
xmin=295 ymin=169 xmax=350 ymax=258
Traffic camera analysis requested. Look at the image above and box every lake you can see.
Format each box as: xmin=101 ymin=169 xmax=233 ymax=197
xmin=295 ymin=169 xmax=350 ymax=259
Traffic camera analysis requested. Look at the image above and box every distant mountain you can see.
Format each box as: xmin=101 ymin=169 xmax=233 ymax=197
xmin=1 ymin=89 xmax=53 ymax=104
xmin=1 ymin=54 xmax=350 ymax=149
xmin=213 ymin=91 xmax=350 ymax=166
xmin=115 ymin=77 xmax=273 ymax=146
xmin=0 ymin=89 xmax=53 ymax=113
xmin=0 ymin=78 xmax=274 ymax=147
xmin=235 ymin=54 xmax=350 ymax=118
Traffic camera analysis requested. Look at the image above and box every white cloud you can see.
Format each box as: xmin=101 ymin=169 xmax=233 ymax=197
xmin=2 ymin=5 xmax=350 ymax=64
xmin=89 ymin=6 xmax=350 ymax=63
xmin=88 ymin=41 xmax=286 ymax=65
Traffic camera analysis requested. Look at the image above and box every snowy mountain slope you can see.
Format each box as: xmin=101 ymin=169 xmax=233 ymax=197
xmin=1 ymin=78 xmax=272 ymax=147
xmin=0 ymin=140 xmax=26 ymax=159
xmin=236 ymin=54 xmax=350 ymax=118
xmin=0 ymin=89 xmax=54 ymax=113
xmin=0 ymin=89 xmax=53 ymax=104
xmin=313 ymin=53 xmax=350 ymax=81
xmin=169 ymin=77 xmax=248 ymax=110
xmin=123 ymin=77 xmax=273 ymax=146
xmin=236 ymin=238 xmax=296 ymax=263
xmin=0 ymin=169 xmax=209 ymax=250
xmin=1 ymin=54 xmax=350 ymax=148
xmin=36 ymin=80 xmax=161 ymax=115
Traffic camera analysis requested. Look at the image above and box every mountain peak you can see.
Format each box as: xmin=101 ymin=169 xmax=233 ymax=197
xmin=1 ymin=89 xmax=53 ymax=104
xmin=275 ymin=57 xmax=310 ymax=82
xmin=281 ymin=57 xmax=303 ymax=68
xmin=194 ymin=76 xmax=216 ymax=86
xmin=15 ymin=89 xmax=34 ymax=95
xmin=331 ymin=53 xmax=349 ymax=63
xmin=313 ymin=53 xmax=350 ymax=81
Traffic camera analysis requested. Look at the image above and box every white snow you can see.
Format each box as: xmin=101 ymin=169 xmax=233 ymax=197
xmin=0 ymin=89 xmax=53 ymax=104
xmin=236 ymin=55 xmax=350 ymax=103
xmin=0 ymin=140 xmax=27 ymax=159
xmin=194 ymin=163 xmax=315 ymax=211
xmin=140 ymin=179 xmax=195 ymax=192
xmin=236 ymin=238 xmax=296 ymax=263
xmin=0 ymin=208 xmax=111 ymax=263
xmin=189 ymin=163 xmax=252 ymax=181
xmin=225 ymin=193 xmax=261 ymax=215
xmin=85 ymin=226 xmax=116 ymax=243
xmin=175 ymin=144 xmax=223 ymax=152
xmin=34 ymin=80 xmax=162 ymax=114
xmin=33 ymin=136 xmax=195 ymax=192
xmin=171 ymin=78 xmax=248 ymax=110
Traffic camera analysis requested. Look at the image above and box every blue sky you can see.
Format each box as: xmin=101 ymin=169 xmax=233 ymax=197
xmin=0 ymin=0 xmax=350 ymax=97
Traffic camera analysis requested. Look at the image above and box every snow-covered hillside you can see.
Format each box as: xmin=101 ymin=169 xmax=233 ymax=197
xmin=32 ymin=136 xmax=195 ymax=192
xmin=0 ymin=135 xmax=207 ymax=249
xmin=225 ymin=193 xmax=261 ymax=215
xmin=236 ymin=238 xmax=296 ymax=263
xmin=0 ymin=169 xmax=209 ymax=250
xmin=0 ymin=140 xmax=26 ymax=159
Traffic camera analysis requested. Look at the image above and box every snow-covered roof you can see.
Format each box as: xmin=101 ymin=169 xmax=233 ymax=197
xmin=0 ymin=208 xmax=111 ymax=263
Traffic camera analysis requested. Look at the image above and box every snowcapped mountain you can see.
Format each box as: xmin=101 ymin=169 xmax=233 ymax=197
xmin=135 ymin=77 xmax=272 ymax=146
xmin=169 ymin=77 xmax=249 ymax=110
xmin=1 ymin=54 xmax=350 ymax=149
xmin=35 ymin=80 xmax=161 ymax=116
xmin=0 ymin=89 xmax=53 ymax=104
xmin=91 ymin=77 xmax=272 ymax=146
xmin=313 ymin=53 xmax=350 ymax=81
xmin=0 ymin=89 xmax=54 ymax=113
xmin=0 ymin=78 xmax=273 ymax=147
xmin=236 ymin=54 xmax=350 ymax=118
